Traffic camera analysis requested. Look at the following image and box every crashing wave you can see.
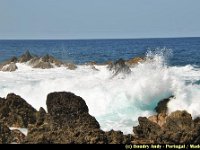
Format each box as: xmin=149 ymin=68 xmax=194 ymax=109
xmin=0 ymin=49 xmax=200 ymax=134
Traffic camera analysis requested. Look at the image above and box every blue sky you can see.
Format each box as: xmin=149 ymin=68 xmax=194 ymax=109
xmin=0 ymin=0 xmax=200 ymax=39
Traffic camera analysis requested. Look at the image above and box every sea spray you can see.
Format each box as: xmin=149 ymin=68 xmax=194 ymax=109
xmin=0 ymin=50 xmax=200 ymax=134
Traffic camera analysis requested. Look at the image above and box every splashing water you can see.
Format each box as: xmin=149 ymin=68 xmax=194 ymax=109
xmin=0 ymin=49 xmax=200 ymax=134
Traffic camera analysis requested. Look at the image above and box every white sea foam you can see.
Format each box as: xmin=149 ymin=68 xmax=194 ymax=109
xmin=9 ymin=127 xmax=28 ymax=136
xmin=1 ymin=51 xmax=200 ymax=134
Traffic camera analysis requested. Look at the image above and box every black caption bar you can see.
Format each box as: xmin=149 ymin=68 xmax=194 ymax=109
xmin=125 ymin=144 xmax=200 ymax=149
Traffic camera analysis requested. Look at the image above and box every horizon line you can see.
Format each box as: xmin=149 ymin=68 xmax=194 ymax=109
xmin=0 ymin=36 xmax=200 ymax=41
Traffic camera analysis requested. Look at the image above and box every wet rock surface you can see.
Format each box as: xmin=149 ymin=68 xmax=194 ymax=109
xmin=155 ymin=96 xmax=174 ymax=114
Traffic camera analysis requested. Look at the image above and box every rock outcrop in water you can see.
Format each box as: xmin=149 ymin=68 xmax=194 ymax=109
xmin=18 ymin=51 xmax=33 ymax=63
xmin=126 ymin=57 xmax=145 ymax=67
xmin=30 ymin=54 xmax=63 ymax=69
xmin=108 ymin=59 xmax=131 ymax=76
xmin=0 ymin=51 xmax=78 ymax=71
xmin=0 ymin=51 xmax=146 ymax=72
xmin=155 ymin=96 xmax=174 ymax=114
xmin=0 ymin=56 xmax=18 ymax=72
xmin=0 ymin=62 xmax=18 ymax=72
xmin=147 ymin=96 xmax=174 ymax=127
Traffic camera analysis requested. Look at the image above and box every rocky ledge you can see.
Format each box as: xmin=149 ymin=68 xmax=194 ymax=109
xmin=0 ymin=92 xmax=199 ymax=144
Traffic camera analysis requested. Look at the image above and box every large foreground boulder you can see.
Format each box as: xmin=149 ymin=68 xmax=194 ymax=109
xmin=25 ymin=92 xmax=132 ymax=144
xmin=0 ymin=93 xmax=37 ymax=128
xmin=46 ymin=92 xmax=100 ymax=129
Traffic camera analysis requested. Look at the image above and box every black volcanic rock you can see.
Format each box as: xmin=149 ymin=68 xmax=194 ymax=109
xmin=108 ymin=59 xmax=131 ymax=76
xmin=25 ymin=92 xmax=131 ymax=144
xmin=36 ymin=107 xmax=46 ymax=126
xmin=46 ymin=92 xmax=99 ymax=129
xmin=155 ymin=96 xmax=174 ymax=114
xmin=0 ymin=93 xmax=37 ymax=128
xmin=47 ymin=92 xmax=89 ymax=117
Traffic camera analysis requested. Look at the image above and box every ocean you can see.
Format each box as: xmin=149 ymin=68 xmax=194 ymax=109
xmin=0 ymin=37 xmax=200 ymax=134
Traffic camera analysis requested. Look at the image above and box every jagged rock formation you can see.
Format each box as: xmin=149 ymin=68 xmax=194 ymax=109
xmin=18 ymin=51 xmax=33 ymax=63
xmin=108 ymin=59 xmax=131 ymax=76
xmin=0 ymin=51 xmax=77 ymax=71
xmin=28 ymin=54 xmax=63 ymax=69
xmin=0 ymin=51 xmax=146 ymax=72
xmin=155 ymin=96 xmax=174 ymax=114
xmin=0 ymin=93 xmax=37 ymax=128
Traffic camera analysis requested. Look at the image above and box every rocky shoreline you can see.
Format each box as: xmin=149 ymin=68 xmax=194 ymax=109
xmin=0 ymin=91 xmax=200 ymax=144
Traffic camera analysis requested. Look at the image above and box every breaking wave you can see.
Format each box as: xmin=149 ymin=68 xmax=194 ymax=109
xmin=0 ymin=49 xmax=200 ymax=134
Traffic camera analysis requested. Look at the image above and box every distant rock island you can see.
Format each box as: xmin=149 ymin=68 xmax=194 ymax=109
xmin=0 ymin=51 xmax=144 ymax=75
xmin=0 ymin=51 xmax=77 ymax=71
xmin=0 ymin=91 xmax=200 ymax=144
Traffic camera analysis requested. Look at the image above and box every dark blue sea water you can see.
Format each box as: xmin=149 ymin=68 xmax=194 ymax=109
xmin=0 ymin=37 xmax=200 ymax=66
